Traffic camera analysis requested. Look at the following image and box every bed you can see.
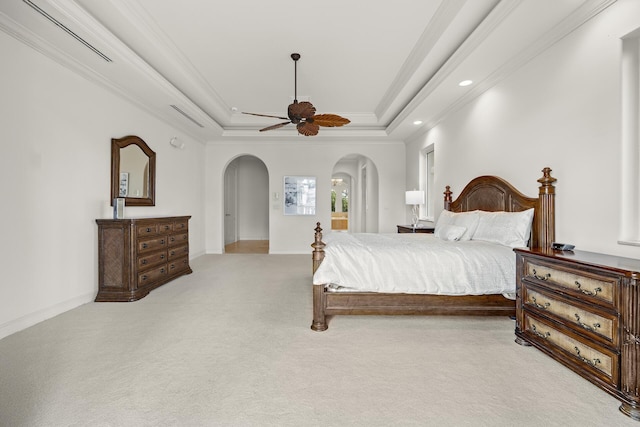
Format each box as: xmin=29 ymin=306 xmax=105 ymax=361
xmin=310 ymin=167 xmax=557 ymax=331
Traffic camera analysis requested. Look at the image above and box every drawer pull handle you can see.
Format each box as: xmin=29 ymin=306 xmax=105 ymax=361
xmin=171 ymin=237 xmax=176 ymax=242
xmin=161 ymin=239 xmax=165 ymax=245
xmin=575 ymin=280 xmax=602 ymax=297
xmin=146 ymin=227 xmax=151 ymax=233
xmin=142 ymin=243 xmax=148 ymax=249
xmin=164 ymin=225 xmax=170 ymax=230
xmin=574 ymin=346 xmax=601 ymax=368
xmin=141 ymin=259 xmax=147 ymax=265
xmin=170 ymin=251 xmax=175 ymax=256
xmin=574 ymin=314 xmax=601 ymax=332
xmin=142 ymin=275 xmax=147 ymax=281
xmin=160 ymin=254 xmax=165 ymax=259
xmin=531 ymin=324 xmax=550 ymax=340
xmin=530 ymin=296 xmax=550 ymax=310
xmin=531 ymin=269 xmax=550 ymax=281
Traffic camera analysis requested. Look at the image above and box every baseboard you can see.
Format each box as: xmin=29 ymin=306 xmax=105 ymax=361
xmin=0 ymin=292 xmax=94 ymax=341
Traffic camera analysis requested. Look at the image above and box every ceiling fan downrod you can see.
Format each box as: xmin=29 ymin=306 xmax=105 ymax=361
xmin=291 ymin=53 xmax=300 ymax=103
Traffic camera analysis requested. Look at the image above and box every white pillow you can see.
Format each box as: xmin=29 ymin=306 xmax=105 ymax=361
xmin=434 ymin=210 xmax=479 ymax=241
xmin=435 ymin=224 xmax=467 ymax=241
xmin=472 ymin=209 xmax=535 ymax=248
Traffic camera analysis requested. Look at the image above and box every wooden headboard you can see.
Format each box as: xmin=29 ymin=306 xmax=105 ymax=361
xmin=443 ymin=167 xmax=556 ymax=249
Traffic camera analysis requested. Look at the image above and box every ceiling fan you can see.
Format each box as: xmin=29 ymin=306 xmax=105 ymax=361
xmin=243 ymin=53 xmax=350 ymax=136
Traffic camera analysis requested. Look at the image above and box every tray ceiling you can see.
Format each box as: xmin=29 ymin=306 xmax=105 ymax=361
xmin=0 ymin=0 xmax=616 ymax=142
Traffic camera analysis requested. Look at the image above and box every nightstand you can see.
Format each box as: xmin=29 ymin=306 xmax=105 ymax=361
xmin=514 ymin=247 xmax=640 ymax=421
xmin=397 ymin=225 xmax=434 ymax=233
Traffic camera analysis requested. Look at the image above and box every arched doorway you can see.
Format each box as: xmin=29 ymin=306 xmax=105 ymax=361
xmin=223 ymin=155 xmax=269 ymax=253
xmin=331 ymin=174 xmax=350 ymax=231
xmin=332 ymin=154 xmax=379 ymax=233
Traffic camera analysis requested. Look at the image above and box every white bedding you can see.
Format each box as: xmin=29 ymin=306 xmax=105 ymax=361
xmin=312 ymin=232 xmax=516 ymax=295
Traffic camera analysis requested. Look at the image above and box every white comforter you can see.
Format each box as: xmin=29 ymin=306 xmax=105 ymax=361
xmin=312 ymin=232 xmax=516 ymax=295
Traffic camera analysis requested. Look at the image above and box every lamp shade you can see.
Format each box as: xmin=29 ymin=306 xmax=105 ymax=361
xmin=405 ymin=190 xmax=425 ymax=205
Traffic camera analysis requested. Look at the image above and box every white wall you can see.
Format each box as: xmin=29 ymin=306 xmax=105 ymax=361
xmin=0 ymin=31 xmax=206 ymax=339
xmin=205 ymin=142 xmax=405 ymax=254
xmin=406 ymin=0 xmax=640 ymax=259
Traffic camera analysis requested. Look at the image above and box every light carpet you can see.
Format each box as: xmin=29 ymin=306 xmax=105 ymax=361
xmin=0 ymin=254 xmax=635 ymax=427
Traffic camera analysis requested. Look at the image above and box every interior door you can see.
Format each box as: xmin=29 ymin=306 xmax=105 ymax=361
xmin=224 ymin=163 xmax=238 ymax=246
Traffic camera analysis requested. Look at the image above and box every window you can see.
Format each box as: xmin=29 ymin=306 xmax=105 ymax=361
xmin=422 ymin=147 xmax=435 ymax=221
xmin=620 ymin=30 xmax=640 ymax=246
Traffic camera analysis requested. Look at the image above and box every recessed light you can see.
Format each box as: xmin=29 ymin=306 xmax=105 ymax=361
xmin=458 ymin=80 xmax=473 ymax=87
xmin=231 ymin=107 xmax=238 ymax=112
xmin=413 ymin=120 xmax=423 ymax=125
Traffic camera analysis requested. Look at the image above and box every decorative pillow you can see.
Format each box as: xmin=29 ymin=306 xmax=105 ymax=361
xmin=434 ymin=210 xmax=479 ymax=241
xmin=472 ymin=208 xmax=535 ymax=248
xmin=435 ymin=224 xmax=467 ymax=241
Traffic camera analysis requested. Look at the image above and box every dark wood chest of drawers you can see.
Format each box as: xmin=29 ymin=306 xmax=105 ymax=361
xmin=515 ymin=248 xmax=640 ymax=420
xmin=96 ymin=216 xmax=192 ymax=302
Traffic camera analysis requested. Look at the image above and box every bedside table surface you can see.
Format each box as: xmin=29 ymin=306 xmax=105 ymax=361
xmin=397 ymin=225 xmax=434 ymax=233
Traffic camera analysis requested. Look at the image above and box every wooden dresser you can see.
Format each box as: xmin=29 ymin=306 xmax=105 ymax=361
xmin=514 ymin=248 xmax=640 ymax=421
xmin=96 ymin=216 xmax=192 ymax=302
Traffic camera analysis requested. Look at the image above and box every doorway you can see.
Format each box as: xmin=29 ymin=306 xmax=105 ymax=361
xmin=331 ymin=174 xmax=350 ymax=231
xmin=332 ymin=154 xmax=379 ymax=233
xmin=223 ymin=155 xmax=269 ymax=253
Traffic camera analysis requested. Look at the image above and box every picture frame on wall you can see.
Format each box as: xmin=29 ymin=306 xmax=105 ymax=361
xmin=283 ymin=176 xmax=316 ymax=215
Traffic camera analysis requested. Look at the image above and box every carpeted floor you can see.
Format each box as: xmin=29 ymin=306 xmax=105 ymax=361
xmin=0 ymin=254 xmax=635 ymax=426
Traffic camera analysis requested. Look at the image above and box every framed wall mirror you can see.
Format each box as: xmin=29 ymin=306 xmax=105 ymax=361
xmin=111 ymin=135 xmax=156 ymax=206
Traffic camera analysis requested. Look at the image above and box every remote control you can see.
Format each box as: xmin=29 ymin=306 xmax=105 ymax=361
xmin=552 ymin=242 xmax=575 ymax=251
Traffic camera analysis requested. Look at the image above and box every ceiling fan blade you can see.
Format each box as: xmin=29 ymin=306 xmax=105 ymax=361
xmin=243 ymin=112 xmax=289 ymax=120
xmin=259 ymin=121 xmax=291 ymax=132
xmin=313 ymin=114 xmax=351 ymax=128
xmin=297 ymin=121 xmax=319 ymax=136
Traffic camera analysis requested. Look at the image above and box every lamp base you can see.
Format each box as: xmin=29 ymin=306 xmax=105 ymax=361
xmin=411 ymin=206 xmax=419 ymax=228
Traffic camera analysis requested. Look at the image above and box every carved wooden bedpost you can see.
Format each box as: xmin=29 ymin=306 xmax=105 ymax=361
xmin=311 ymin=222 xmax=328 ymax=331
xmin=536 ymin=167 xmax=556 ymax=249
xmin=311 ymin=222 xmax=325 ymax=274
xmin=444 ymin=185 xmax=453 ymax=211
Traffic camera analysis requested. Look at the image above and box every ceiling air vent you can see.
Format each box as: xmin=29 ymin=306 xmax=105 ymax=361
xmin=170 ymin=105 xmax=204 ymax=128
xmin=23 ymin=0 xmax=112 ymax=62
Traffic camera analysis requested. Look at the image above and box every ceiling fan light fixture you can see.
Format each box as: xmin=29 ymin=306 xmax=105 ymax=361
xmin=242 ymin=53 xmax=350 ymax=136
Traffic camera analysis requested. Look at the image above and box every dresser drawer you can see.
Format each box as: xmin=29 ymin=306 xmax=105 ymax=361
xmin=137 ymin=224 xmax=159 ymax=237
xmin=138 ymin=251 xmax=167 ymax=270
xmin=168 ymin=244 xmax=188 ymax=260
xmin=168 ymin=256 xmax=190 ymax=275
xmin=524 ymin=260 xmax=616 ymax=307
xmin=159 ymin=222 xmax=174 ymax=233
xmin=168 ymin=232 xmax=189 ymax=247
xmin=174 ymin=220 xmax=189 ymax=232
xmin=138 ymin=264 xmax=167 ymax=286
xmin=523 ymin=312 xmax=618 ymax=387
xmin=137 ymin=235 xmax=167 ymax=253
xmin=523 ymin=287 xmax=616 ymax=346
